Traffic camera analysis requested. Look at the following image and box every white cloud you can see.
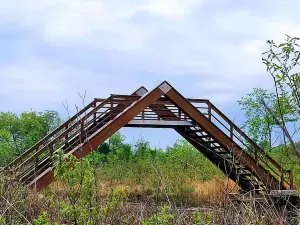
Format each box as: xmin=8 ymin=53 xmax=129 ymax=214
xmin=1 ymin=0 xmax=300 ymax=107
xmin=2 ymin=0 xmax=300 ymax=147
xmin=0 ymin=57 xmax=110 ymax=111
xmin=0 ymin=0 xmax=205 ymax=51
xmin=140 ymin=0 xmax=204 ymax=19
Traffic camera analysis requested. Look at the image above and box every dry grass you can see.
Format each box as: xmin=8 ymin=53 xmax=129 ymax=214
xmin=48 ymin=176 xmax=238 ymax=206
xmin=191 ymin=177 xmax=238 ymax=203
xmin=2 ymin=177 xmax=300 ymax=224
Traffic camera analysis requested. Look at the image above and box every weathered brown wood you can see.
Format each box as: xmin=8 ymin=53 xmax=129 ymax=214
xmin=164 ymin=87 xmax=284 ymax=190
xmin=71 ymin=84 xmax=165 ymax=159
xmin=6 ymin=99 xmax=97 ymax=169
xmin=209 ymin=102 xmax=283 ymax=171
xmin=29 ymin=83 xmax=166 ymax=188
xmin=16 ymin=98 xmax=111 ymax=170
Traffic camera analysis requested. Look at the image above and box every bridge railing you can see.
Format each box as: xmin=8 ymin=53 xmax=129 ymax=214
xmin=188 ymin=100 xmax=293 ymax=190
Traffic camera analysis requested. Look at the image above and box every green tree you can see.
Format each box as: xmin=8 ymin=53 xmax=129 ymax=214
xmin=134 ymin=138 xmax=152 ymax=160
xmin=0 ymin=110 xmax=61 ymax=166
xmin=261 ymin=35 xmax=300 ymax=156
xmin=263 ymin=35 xmax=300 ymax=119
xmin=109 ymin=132 xmax=125 ymax=153
xmin=238 ymin=88 xmax=278 ymax=149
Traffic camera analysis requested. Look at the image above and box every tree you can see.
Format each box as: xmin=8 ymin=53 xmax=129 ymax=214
xmin=238 ymin=88 xmax=276 ymax=149
xmin=134 ymin=138 xmax=152 ymax=160
xmin=109 ymin=132 xmax=125 ymax=153
xmin=0 ymin=110 xmax=62 ymax=166
xmin=0 ymin=112 xmax=22 ymax=156
xmin=263 ymin=35 xmax=300 ymax=119
xmin=262 ymin=35 xmax=300 ymax=156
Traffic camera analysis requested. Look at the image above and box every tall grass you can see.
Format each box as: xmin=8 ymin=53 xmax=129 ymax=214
xmin=1 ymin=152 xmax=299 ymax=225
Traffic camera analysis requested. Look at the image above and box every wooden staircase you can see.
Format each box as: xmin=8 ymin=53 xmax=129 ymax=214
xmin=5 ymin=81 xmax=293 ymax=193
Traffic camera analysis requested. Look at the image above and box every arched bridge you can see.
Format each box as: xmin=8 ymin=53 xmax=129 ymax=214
xmin=5 ymin=81 xmax=294 ymax=194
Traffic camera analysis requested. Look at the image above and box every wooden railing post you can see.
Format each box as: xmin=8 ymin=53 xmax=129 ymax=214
xmin=208 ymin=102 xmax=212 ymax=121
xmin=65 ymin=122 xmax=69 ymax=140
xmin=110 ymin=97 xmax=113 ymax=120
xmin=288 ymin=170 xmax=294 ymax=189
xmin=49 ymin=143 xmax=53 ymax=165
xmin=158 ymin=105 xmax=161 ymax=120
xmin=93 ymin=100 xmax=97 ymax=122
xmin=142 ymin=110 xmax=145 ymax=120
xmin=280 ymin=169 xmax=284 ymax=190
xmin=255 ymin=148 xmax=258 ymax=163
xmin=34 ymin=155 xmax=39 ymax=183
xmin=80 ymin=119 xmax=84 ymax=143
xmin=178 ymin=109 xmax=182 ymax=120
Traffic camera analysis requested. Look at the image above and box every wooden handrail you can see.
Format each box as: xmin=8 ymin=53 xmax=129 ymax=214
xmin=6 ymin=99 xmax=98 ymax=169
xmin=205 ymin=101 xmax=292 ymax=188
xmin=16 ymin=97 xmax=112 ymax=170
xmin=198 ymin=100 xmax=290 ymax=187
xmin=208 ymin=102 xmax=283 ymax=171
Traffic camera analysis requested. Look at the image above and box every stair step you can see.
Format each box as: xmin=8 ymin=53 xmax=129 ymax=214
xmin=199 ymin=135 xmax=210 ymax=139
xmin=215 ymin=151 xmax=230 ymax=154
xmin=238 ymin=172 xmax=253 ymax=176
xmin=188 ymin=130 xmax=202 ymax=133
xmin=241 ymin=179 xmax=264 ymax=184
xmin=210 ymin=146 xmax=223 ymax=149
xmin=205 ymin=140 xmax=219 ymax=144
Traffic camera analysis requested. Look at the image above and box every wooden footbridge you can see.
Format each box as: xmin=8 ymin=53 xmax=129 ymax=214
xmin=5 ymin=81 xmax=295 ymax=195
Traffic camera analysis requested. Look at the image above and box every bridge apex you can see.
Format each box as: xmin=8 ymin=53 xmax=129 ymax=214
xmin=159 ymin=81 xmax=172 ymax=93
xmin=133 ymin=86 xmax=148 ymax=96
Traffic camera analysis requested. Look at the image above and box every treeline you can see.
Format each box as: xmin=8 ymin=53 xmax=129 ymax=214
xmin=0 ymin=111 xmax=61 ymax=166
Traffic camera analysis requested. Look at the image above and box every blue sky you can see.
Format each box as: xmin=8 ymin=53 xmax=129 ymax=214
xmin=1 ymin=0 xmax=300 ymax=148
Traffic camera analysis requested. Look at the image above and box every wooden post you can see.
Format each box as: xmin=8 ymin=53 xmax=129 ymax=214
xmin=49 ymin=143 xmax=53 ymax=166
xmin=93 ymin=101 xmax=97 ymax=122
xmin=110 ymin=97 xmax=113 ymax=120
xmin=255 ymin=148 xmax=258 ymax=164
xmin=208 ymin=102 xmax=212 ymax=121
xmin=80 ymin=119 xmax=84 ymax=143
xmin=288 ymin=170 xmax=294 ymax=189
xmin=280 ymin=169 xmax=284 ymax=190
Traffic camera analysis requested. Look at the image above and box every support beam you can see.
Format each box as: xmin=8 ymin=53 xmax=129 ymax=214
xmin=126 ymin=120 xmax=194 ymax=127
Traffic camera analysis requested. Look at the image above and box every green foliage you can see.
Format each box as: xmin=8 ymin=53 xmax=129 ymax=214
xmin=53 ymin=149 xmax=97 ymax=224
xmin=102 ymin=188 xmax=127 ymax=215
xmin=238 ymin=35 xmax=300 ymax=159
xmin=95 ymin=138 xmax=221 ymax=185
xmin=0 ymin=110 xmax=61 ymax=166
xmin=34 ymin=211 xmax=50 ymax=225
xmin=263 ymin=35 xmax=300 ymax=119
xmin=52 ymin=149 xmax=129 ymax=224
xmin=109 ymin=132 xmax=125 ymax=153
xmin=238 ymin=88 xmax=297 ymax=147
xmin=142 ymin=205 xmax=175 ymax=225
xmin=193 ymin=212 xmax=213 ymax=225
xmin=165 ymin=139 xmax=220 ymax=180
